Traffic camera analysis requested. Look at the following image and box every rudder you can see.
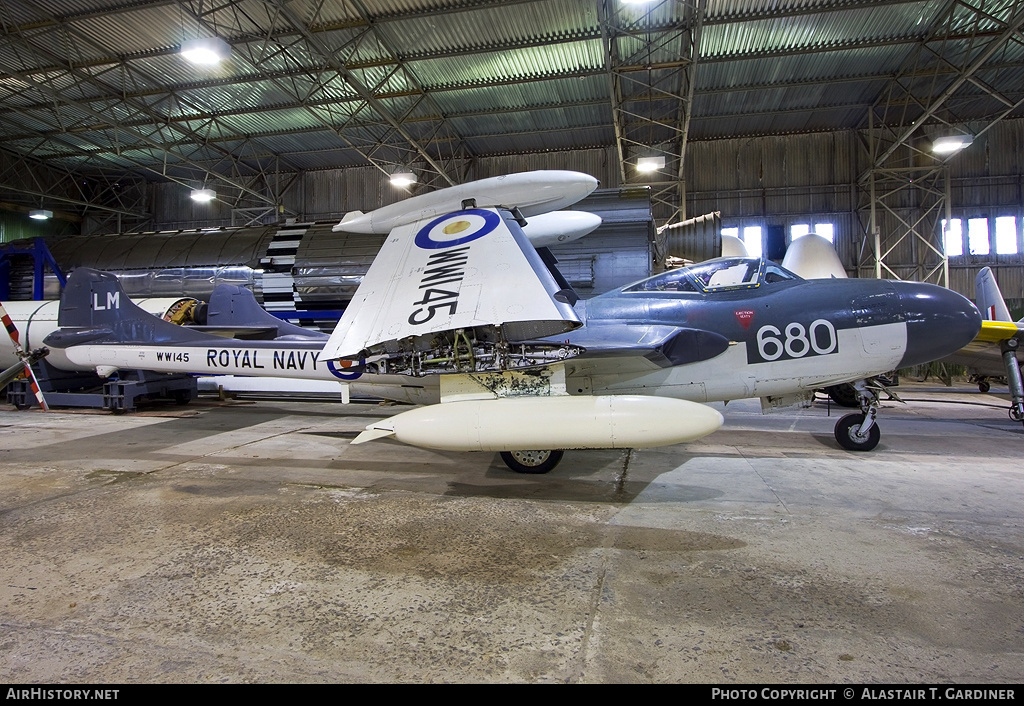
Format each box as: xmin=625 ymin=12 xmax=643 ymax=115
xmin=975 ymin=267 xmax=1013 ymax=322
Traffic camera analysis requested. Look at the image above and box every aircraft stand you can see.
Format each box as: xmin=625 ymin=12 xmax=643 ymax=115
xmin=6 ymin=362 xmax=196 ymax=414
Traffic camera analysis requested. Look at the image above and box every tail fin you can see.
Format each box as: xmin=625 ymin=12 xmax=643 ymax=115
xmin=48 ymin=268 xmax=210 ymax=346
xmin=975 ymin=267 xmax=1013 ymax=322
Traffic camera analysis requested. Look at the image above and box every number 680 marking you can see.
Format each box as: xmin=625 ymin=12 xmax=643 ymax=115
xmin=755 ymin=319 xmax=837 ymax=361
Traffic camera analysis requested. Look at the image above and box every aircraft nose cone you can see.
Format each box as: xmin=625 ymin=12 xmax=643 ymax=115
xmin=893 ymin=281 xmax=982 ymax=368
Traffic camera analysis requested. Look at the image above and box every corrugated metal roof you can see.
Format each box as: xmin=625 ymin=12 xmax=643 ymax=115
xmin=1 ymin=0 xmax=1022 ymax=219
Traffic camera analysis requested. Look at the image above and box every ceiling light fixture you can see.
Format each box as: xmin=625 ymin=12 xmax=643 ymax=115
xmin=390 ymin=170 xmax=417 ymax=187
xmin=181 ymin=37 xmax=230 ymax=65
xmin=932 ymin=135 xmax=974 ymax=155
xmin=29 ymin=209 xmax=52 ymax=220
xmin=636 ymin=156 xmax=665 ymax=173
xmin=190 ymin=188 xmax=216 ymax=202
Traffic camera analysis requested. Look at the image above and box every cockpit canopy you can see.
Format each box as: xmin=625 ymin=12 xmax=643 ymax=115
xmin=624 ymin=257 xmax=801 ymax=294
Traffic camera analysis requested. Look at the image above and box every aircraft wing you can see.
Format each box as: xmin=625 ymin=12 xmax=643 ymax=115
xmin=944 ymin=267 xmax=1024 ymax=376
xmin=974 ymin=319 xmax=1023 ymax=344
xmin=946 ymin=320 xmax=1024 ymax=376
xmin=322 ymin=207 xmax=580 ymax=364
xmin=944 ymin=267 xmax=1024 ymax=425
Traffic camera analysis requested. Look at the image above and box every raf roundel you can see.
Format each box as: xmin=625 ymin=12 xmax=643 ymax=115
xmin=327 ymin=358 xmax=364 ymax=380
xmin=414 ymin=209 xmax=500 ymax=250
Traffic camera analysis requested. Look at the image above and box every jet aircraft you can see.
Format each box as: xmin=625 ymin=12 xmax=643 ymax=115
xmin=779 ymin=233 xmax=1023 ymax=425
xmin=943 ymin=267 xmax=1024 ymax=424
xmin=16 ymin=171 xmax=982 ymax=472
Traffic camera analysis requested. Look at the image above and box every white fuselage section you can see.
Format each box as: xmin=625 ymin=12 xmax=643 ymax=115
xmin=579 ymin=322 xmax=908 ymax=402
xmin=51 ymin=318 xmax=908 ymax=407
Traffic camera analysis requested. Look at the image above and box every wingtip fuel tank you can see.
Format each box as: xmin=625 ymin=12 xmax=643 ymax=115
xmin=520 ymin=210 xmax=602 ymax=248
xmin=351 ymin=395 xmax=724 ymax=452
xmin=333 ymin=170 xmax=599 ymax=234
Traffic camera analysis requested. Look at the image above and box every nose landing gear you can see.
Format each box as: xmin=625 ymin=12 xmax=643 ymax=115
xmin=833 ymin=378 xmax=895 ymax=452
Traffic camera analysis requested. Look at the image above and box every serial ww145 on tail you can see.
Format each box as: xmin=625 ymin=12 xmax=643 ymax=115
xmin=31 ymin=170 xmax=982 ymax=473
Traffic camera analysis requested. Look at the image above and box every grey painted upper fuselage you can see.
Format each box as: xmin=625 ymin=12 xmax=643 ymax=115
xmin=549 ymin=258 xmax=981 ymax=403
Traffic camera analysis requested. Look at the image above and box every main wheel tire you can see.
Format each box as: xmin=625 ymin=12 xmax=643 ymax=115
xmin=978 ymin=380 xmax=991 ymax=393
xmin=500 ymin=450 xmax=564 ymax=474
xmin=173 ymin=390 xmax=192 ymax=405
xmin=834 ymin=413 xmax=880 ymax=452
xmin=825 ymin=383 xmax=859 ymax=408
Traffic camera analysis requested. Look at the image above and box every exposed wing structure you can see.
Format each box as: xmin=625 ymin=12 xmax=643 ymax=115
xmin=322 ymin=207 xmax=582 ymax=375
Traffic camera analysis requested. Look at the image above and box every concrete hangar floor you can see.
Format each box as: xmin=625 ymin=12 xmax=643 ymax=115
xmin=0 ymin=381 xmax=1021 ymax=683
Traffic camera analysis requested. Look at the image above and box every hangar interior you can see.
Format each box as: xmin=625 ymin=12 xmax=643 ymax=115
xmin=0 ymin=0 xmax=1022 ymax=303
xmin=2 ymin=0 xmax=1024 ymax=685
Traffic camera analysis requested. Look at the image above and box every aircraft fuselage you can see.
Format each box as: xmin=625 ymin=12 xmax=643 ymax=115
xmin=554 ymin=264 xmax=981 ymax=404
xmin=34 ymin=259 xmax=981 ymax=410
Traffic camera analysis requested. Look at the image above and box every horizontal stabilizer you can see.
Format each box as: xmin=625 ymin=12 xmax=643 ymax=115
xmin=205 ymin=284 xmax=327 ymax=340
xmin=186 ymin=326 xmax=280 ymax=340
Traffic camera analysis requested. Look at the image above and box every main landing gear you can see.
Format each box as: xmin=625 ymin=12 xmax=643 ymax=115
xmin=833 ymin=378 xmax=890 ymax=452
xmin=999 ymin=338 xmax=1024 ymax=428
xmin=499 ymin=450 xmax=564 ymax=474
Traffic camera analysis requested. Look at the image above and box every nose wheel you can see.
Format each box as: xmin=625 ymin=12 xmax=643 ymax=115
xmin=834 ymin=412 xmax=880 ymax=451
xmin=832 ymin=378 xmax=888 ymax=452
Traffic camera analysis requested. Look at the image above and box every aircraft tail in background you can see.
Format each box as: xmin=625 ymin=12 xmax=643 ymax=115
xmin=975 ymin=267 xmax=1016 ymax=323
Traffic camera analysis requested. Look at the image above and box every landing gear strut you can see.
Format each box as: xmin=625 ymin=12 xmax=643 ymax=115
xmin=833 ymin=379 xmax=884 ymax=451
xmin=1000 ymin=339 xmax=1024 ymax=427
xmin=500 ymin=450 xmax=564 ymax=474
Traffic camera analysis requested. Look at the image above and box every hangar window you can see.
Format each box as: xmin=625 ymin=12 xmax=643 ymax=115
xmin=742 ymin=226 xmax=763 ymax=259
xmin=968 ymin=218 xmax=990 ymax=255
xmin=942 ymin=218 xmax=963 ymax=257
xmin=721 ymin=225 xmax=769 ymax=258
xmin=994 ymin=216 xmax=1018 ymax=255
xmin=944 ymin=216 xmax=1018 ymax=257
xmin=791 ymin=223 xmax=834 ymax=243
